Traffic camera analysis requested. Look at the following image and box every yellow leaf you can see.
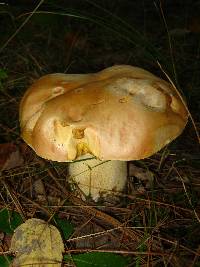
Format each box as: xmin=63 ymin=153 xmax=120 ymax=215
xmin=10 ymin=218 xmax=64 ymax=267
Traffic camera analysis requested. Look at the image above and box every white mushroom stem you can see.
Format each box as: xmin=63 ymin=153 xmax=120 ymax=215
xmin=68 ymin=154 xmax=127 ymax=202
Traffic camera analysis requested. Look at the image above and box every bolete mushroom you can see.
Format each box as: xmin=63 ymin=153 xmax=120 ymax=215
xmin=19 ymin=65 xmax=188 ymax=201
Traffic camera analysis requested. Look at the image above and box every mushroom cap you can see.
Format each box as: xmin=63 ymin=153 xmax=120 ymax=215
xmin=19 ymin=65 xmax=188 ymax=161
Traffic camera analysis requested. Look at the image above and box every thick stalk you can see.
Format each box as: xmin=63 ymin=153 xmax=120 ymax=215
xmin=68 ymin=154 xmax=127 ymax=202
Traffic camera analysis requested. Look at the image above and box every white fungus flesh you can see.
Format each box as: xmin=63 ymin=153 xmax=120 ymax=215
xmin=68 ymin=155 xmax=127 ymax=201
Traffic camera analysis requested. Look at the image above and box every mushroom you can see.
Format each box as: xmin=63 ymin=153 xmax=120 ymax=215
xmin=19 ymin=65 xmax=188 ymax=201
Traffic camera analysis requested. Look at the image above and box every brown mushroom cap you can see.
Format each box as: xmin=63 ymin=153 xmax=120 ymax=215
xmin=20 ymin=65 xmax=188 ymax=162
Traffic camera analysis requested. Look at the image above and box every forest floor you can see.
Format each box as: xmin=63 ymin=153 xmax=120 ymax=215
xmin=0 ymin=1 xmax=199 ymax=266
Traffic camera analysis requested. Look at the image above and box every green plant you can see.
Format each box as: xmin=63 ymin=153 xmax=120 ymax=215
xmin=0 ymin=209 xmax=130 ymax=267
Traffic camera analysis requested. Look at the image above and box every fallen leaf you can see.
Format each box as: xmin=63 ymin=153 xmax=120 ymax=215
xmin=10 ymin=218 xmax=64 ymax=267
xmin=33 ymin=179 xmax=46 ymax=204
xmin=129 ymin=164 xmax=154 ymax=188
xmin=0 ymin=143 xmax=24 ymax=171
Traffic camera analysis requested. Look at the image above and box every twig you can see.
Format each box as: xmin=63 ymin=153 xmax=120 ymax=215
xmin=174 ymin=167 xmax=200 ymax=223
xmin=47 ymin=166 xmax=141 ymax=242
xmin=0 ymin=250 xmax=14 ymax=256
xmin=65 ymin=248 xmax=170 ymax=256
xmin=1 ymin=179 xmax=26 ymax=221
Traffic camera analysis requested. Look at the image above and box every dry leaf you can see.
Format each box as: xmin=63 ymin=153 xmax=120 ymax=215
xmin=33 ymin=179 xmax=46 ymax=203
xmin=129 ymin=164 xmax=154 ymax=188
xmin=0 ymin=143 xmax=24 ymax=171
xmin=10 ymin=218 xmax=64 ymax=267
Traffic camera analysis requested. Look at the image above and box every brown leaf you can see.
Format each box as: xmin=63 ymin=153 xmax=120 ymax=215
xmin=129 ymin=164 xmax=154 ymax=188
xmin=0 ymin=143 xmax=24 ymax=171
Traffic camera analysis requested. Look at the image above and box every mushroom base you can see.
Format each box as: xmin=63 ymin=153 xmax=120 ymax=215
xmin=68 ymin=155 xmax=127 ymax=202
